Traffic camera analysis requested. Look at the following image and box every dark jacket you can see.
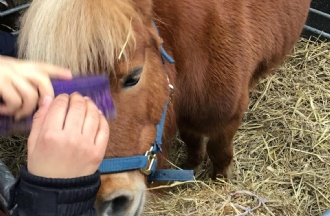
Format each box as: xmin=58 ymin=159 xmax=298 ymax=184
xmin=0 ymin=30 xmax=17 ymax=57
xmin=8 ymin=166 xmax=100 ymax=216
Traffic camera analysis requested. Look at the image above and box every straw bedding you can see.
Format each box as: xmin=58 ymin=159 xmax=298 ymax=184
xmin=2 ymin=2 xmax=330 ymax=214
xmin=144 ymin=37 xmax=330 ymax=216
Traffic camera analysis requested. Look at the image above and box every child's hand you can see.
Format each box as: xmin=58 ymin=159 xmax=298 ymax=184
xmin=0 ymin=56 xmax=72 ymax=120
xmin=27 ymin=93 xmax=110 ymax=178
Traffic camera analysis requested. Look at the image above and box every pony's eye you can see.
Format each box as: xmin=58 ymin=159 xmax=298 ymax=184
xmin=122 ymin=67 xmax=143 ymax=88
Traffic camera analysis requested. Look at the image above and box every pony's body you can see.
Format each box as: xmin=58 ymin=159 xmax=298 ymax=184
xmin=18 ymin=0 xmax=310 ymax=215
xmin=154 ymin=0 xmax=311 ymax=178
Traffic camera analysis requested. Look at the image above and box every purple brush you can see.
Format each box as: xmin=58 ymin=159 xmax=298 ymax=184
xmin=0 ymin=75 xmax=115 ymax=135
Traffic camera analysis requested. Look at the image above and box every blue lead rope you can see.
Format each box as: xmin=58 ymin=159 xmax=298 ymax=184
xmin=98 ymin=20 xmax=194 ymax=183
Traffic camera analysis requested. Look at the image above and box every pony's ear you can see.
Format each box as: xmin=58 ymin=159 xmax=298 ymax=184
xmin=131 ymin=0 xmax=162 ymax=50
xmin=132 ymin=0 xmax=153 ymax=19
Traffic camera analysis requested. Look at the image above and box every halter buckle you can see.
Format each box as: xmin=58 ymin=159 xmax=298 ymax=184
xmin=167 ymin=76 xmax=174 ymax=101
xmin=169 ymin=83 xmax=174 ymax=101
xmin=140 ymin=146 xmax=157 ymax=175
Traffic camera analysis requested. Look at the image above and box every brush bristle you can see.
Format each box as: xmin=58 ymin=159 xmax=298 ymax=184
xmin=0 ymin=75 xmax=115 ymax=136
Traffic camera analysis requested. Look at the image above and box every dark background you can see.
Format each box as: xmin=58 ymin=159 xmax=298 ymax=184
xmin=302 ymin=0 xmax=330 ymax=41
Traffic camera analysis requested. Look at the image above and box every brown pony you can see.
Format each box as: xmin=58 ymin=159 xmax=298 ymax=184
xmin=18 ymin=0 xmax=310 ymax=215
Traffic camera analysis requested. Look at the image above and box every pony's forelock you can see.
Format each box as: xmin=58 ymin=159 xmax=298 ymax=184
xmin=18 ymin=0 xmax=141 ymax=75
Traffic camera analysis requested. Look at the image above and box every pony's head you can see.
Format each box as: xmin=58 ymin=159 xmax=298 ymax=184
xmin=18 ymin=0 xmax=175 ymax=215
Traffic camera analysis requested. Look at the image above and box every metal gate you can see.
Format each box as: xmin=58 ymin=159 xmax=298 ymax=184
xmin=1 ymin=1 xmax=330 ymax=40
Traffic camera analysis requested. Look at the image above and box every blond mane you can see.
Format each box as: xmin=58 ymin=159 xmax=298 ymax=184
xmin=18 ymin=0 xmax=141 ymax=75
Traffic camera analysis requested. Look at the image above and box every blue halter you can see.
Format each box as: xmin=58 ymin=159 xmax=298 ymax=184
xmin=98 ymin=21 xmax=194 ymax=182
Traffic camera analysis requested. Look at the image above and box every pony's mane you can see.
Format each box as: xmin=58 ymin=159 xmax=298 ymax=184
xmin=18 ymin=0 xmax=141 ymax=75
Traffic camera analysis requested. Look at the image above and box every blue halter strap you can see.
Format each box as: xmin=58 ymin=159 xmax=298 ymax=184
xmin=98 ymin=21 xmax=194 ymax=182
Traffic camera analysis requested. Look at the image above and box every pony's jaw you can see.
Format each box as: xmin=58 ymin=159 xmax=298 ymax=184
xmin=96 ymin=172 xmax=146 ymax=216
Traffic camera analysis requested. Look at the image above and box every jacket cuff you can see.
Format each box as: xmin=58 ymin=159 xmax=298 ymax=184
xmin=10 ymin=165 xmax=100 ymax=215
xmin=19 ymin=165 xmax=100 ymax=189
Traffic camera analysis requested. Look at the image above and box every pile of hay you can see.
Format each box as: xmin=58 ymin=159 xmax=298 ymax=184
xmin=143 ymin=37 xmax=330 ymax=215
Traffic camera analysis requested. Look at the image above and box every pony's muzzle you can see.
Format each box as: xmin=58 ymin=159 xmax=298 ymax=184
xmin=96 ymin=189 xmax=145 ymax=216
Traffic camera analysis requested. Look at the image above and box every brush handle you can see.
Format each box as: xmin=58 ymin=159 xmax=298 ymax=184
xmin=0 ymin=75 xmax=115 ymax=135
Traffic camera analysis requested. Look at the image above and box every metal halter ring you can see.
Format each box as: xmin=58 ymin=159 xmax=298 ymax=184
xmin=140 ymin=146 xmax=157 ymax=175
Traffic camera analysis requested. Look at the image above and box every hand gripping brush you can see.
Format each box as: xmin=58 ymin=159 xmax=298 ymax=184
xmin=0 ymin=75 xmax=115 ymax=135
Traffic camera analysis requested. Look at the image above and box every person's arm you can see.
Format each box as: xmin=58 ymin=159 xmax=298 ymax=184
xmin=10 ymin=167 xmax=100 ymax=216
xmin=8 ymin=93 xmax=110 ymax=216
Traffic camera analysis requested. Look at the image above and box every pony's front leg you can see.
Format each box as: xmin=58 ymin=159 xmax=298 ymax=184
xmin=179 ymin=128 xmax=206 ymax=174
xmin=207 ymin=113 xmax=244 ymax=180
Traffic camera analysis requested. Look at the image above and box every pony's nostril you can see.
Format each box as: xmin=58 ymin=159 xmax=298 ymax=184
xmin=100 ymin=194 xmax=133 ymax=215
xmin=112 ymin=195 xmax=131 ymax=212
xmin=96 ymin=189 xmax=146 ymax=216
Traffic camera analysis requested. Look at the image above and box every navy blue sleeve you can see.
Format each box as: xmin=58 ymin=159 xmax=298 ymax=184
xmin=0 ymin=30 xmax=17 ymax=57
xmin=9 ymin=166 xmax=100 ymax=216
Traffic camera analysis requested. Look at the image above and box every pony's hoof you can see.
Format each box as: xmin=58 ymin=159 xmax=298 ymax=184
xmin=212 ymin=159 xmax=234 ymax=180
